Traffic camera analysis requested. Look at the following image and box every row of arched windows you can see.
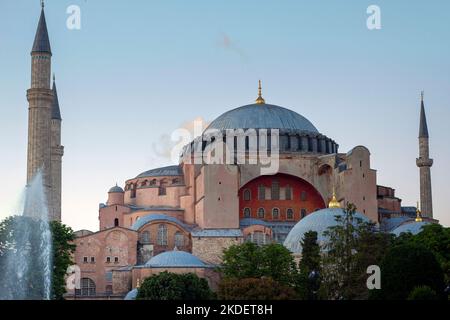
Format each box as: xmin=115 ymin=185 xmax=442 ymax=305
xmin=243 ymin=207 xmax=307 ymax=220
xmin=243 ymin=185 xmax=307 ymax=201
xmin=125 ymin=178 xmax=181 ymax=191
xmin=139 ymin=225 xmax=185 ymax=247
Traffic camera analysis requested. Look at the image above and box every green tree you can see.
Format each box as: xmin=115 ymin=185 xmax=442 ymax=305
xmin=395 ymin=224 xmax=450 ymax=283
xmin=296 ymin=231 xmax=321 ymax=300
xmin=221 ymin=242 xmax=297 ymax=286
xmin=136 ymin=271 xmax=214 ymax=300
xmin=0 ymin=216 xmax=75 ymax=300
xmin=218 ymin=277 xmax=297 ymax=300
xmin=371 ymin=243 xmax=445 ymax=300
xmin=50 ymin=221 xmax=76 ymax=299
xmin=407 ymin=286 xmax=438 ymax=300
xmin=321 ymin=203 xmax=392 ymax=299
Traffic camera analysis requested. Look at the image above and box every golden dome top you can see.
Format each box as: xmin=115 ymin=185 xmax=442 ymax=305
xmin=328 ymin=189 xmax=340 ymax=208
xmin=415 ymin=201 xmax=423 ymax=222
xmin=255 ymin=80 xmax=266 ymax=104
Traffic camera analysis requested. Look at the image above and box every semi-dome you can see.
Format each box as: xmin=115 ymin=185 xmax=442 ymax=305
xmin=144 ymin=250 xmax=207 ymax=268
xmin=283 ymin=208 xmax=369 ymax=254
xmin=108 ymin=185 xmax=124 ymax=193
xmin=206 ymin=103 xmax=319 ymax=133
xmin=391 ymin=221 xmax=431 ymax=237
xmin=124 ymin=288 xmax=138 ymax=300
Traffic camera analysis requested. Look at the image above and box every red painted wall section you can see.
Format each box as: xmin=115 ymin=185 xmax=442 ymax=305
xmin=239 ymin=173 xmax=326 ymax=222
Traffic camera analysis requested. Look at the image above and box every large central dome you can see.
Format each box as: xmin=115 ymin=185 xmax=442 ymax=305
xmin=206 ymin=103 xmax=319 ymax=133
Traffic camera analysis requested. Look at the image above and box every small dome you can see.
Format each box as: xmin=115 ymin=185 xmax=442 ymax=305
xmin=144 ymin=251 xmax=206 ymax=268
xmin=108 ymin=185 xmax=124 ymax=193
xmin=124 ymin=288 xmax=138 ymax=300
xmin=283 ymin=208 xmax=369 ymax=254
xmin=391 ymin=221 xmax=431 ymax=236
xmin=206 ymin=104 xmax=319 ymax=132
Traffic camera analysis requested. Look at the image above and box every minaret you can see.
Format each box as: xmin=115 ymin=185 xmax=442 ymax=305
xmin=26 ymin=2 xmax=55 ymax=219
xmin=416 ymin=92 xmax=433 ymax=218
xmin=50 ymin=75 xmax=63 ymax=221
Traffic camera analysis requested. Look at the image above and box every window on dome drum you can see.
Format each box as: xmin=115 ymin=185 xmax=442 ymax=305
xmin=172 ymin=178 xmax=180 ymax=184
xmin=258 ymin=185 xmax=265 ymax=200
xmin=140 ymin=231 xmax=150 ymax=244
xmin=285 ymin=185 xmax=292 ymax=200
xmin=272 ymin=208 xmax=279 ymax=219
xmin=301 ymin=191 xmax=307 ymax=201
xmin=258 ymin=208 xmax=265 ymax=219
xmin=246 ymin=231 xmax=270 ymax=246
xmin=243 ymin=189 xmax=251 ymax=201
xmin=157 ymin=224 xmax=168 ymax=246
xmin=114 ymin=218 xmax=119 ymax=227
xmin=174 ymin=232 xmax=184 ymax=247
xmin=243 ymin=207 xmax=251 ymax=218
xmin=78 ymin=278 xmax=96 ymax=297
xmin=271 ymin=180 xmax=280 ymax=200
xmin=286 ymin=208 xmax=294 ymax=220
xmin=150 ymin=179 xmax=157 ymax=186
xmin=301 ymin=209 xmax=307 ymax=219
xmin=141 ymin=180 xmax=147 ymax=187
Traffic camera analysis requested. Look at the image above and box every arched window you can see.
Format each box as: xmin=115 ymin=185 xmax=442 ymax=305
xmin=257 ymin=208 xmax=265 ymax=219
xmin=141 ymin=180 xmax=147 ymax=187
xmin=130 ymin=184 xmax=136 ymax=198
xmin=301 ymin=208 xmax=307 ymax=219
xmin=285 ymin=185 xmax=292 ymax=200
xmin=286 ymin=208 xmax=294 ymax=220
xmin=243 ymin=189 xmax=251 ymax=201
xmin=79 ymin=278 xmax=96 ymax=296
xmin=157 ymin=224 xmax=168 ymax=246
xmin=172 ymin=178 xmax=180 ymax=184
xmin=114 ymin=218 xmax=119 ymax=227
xmin=243 ymin=207 xmax=251 ymax=218
xmin=271 ymin=180 xmax=280 ymax=200
xmin=246 ymin=231 xmax=270 ymax=246
xmin=150 ymin=179 xmax=157 ymax=186
xmin=174 ymin=232 xmax=184 ymax=247
xmin=140 ymin=231 xmax=150 ymax=244
xmin=258 ymin=185 xmax=265 ymax=200
xmin=300 ymin=191 xmax=307 ymax=201
xmin=272 ymin=208 xmax=279 ymax=219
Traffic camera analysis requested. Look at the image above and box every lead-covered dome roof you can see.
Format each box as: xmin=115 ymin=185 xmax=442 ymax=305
xmin=144 ymin=251 xmax=207 ymax=268
xmin=206 ymin=103 xmax=319 ymax=133
xmin=283 ymin=208 xmax=369 ymax=254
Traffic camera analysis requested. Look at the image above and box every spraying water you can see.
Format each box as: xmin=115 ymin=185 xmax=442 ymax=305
xmin=0 ymin=171 xmax=52 ymax=300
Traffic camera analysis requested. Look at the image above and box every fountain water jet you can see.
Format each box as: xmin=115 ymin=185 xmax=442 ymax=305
xmin=0 ymin=170 xmax=52 ymax=300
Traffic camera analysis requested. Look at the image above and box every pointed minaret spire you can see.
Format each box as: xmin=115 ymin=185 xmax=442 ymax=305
xmin=419 ymin=91 xmax=429 ymax=138
xmin=32 ymin=2 xmax=52 ymax=54
xmin=51 ymin=74 xmax=62 ymax=120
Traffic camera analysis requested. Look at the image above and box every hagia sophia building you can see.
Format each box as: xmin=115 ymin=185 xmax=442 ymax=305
xmin=25 ymin=5 xmax=439 ymax=299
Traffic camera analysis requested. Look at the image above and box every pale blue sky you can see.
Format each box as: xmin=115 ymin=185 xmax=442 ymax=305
xmin=0 ymin=0 xmax=449 ymax=230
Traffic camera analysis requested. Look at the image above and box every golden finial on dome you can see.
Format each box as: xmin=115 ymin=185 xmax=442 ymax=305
xmin=415 ymin=201 xmax=423 ymax=222
xmin=136 ymin=278 xmax=141 ymax=288
xmin=328 ymin=187 xmax=340 ymax=208
xmin=255 ymin=80 xmax=266 ymax=104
